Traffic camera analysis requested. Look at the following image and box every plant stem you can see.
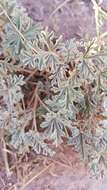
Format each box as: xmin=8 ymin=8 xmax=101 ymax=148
xmin=91 ymin=0 xmax=100 ymax=39
xmin=37 ymin=95 xmax=52 ymax=113
xmin=2 ymin=139 xmax=11 ymax=177
xmin=21 ymin=163 xmax=53 ymax=190
xmin=0 ymin=4 xmax=39 ymax=54
xmin=49 ymin=0 xmax=72 ymax=18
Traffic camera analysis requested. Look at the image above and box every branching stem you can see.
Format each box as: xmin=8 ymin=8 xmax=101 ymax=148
xmin=0 ymin=4 xmax=39 ymax=54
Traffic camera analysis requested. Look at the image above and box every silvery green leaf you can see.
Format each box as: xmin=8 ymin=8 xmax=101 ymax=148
xmin=39 ymin=30 xmax=63 ymax=51
xmin=77 ymin=60 xmax=94 ymax=80
xmin=43 ymin=51 xmax=60 ymax=72
xmin=21 ymin=50 xmax=37 ymax=68
xmin=60 ymin=38 xmax=83 ymax=62
xmin=52 ymin=78 xmax=84 ymax=110
xmin=50 ymin=64 xmax=68 ymax=87
xmin=21 ymin=49 xmax=45 ymax=70
xmin=25 ymin=130 xmax=55 ymax=156
xmin=0 ymin=107 xmax=9 ymax=128
xmin=3 ymin=14 xmax=41 ymax=57
xmin=4 ymin=16 xmax=23 ymax=57
xmin=24 ymin=24 xmax=42 ymax=41
xmin=10 ymin=127 xmax=25 ymax=151
xmin=68 ymin=129 xmax=92 ymax=160
xmin=0 ymin=74 xmax=25 ymax=105
xmin=40 ymin=112 xmax=67 ymax=146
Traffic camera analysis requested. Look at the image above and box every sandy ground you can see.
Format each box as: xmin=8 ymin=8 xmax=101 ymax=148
xmin=18 ymin=0 xmax=107 ymax=40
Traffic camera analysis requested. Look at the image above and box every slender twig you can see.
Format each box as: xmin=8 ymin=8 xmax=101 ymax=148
xmin=83 ymin=40 xmax=95 ymax=58
xmin=8 ymin=184 xmax=17 ymax=190
xmin=25 ymin=70 xmax=37 ymax=82
xmin=85 ymin=53 xmax=107 ymax=59
xmin=91 ymin=0 xmax=100 ymax=39
xmin=91 ymin=0 xmax=107 ymax=44
xmin=2 ymin=139 xmax=11 ymax=177
xmin=49 ymin=0 xmax=72 ymax=18
xmin=20 ymin=163 xmax=53 ymax=190
xmin=0 ymin=10 xmax=5 ymax=16
xmin=33 ymin=87 xmax=38 ymax=131
xmin=0 ymin=4 xmax=39 ymax=54
xmin=37 ymin=95 xmax=52 ymax=113
xmin=0 ymin=176 xmax=5 ymax=186
xmin=100 ymin=31 xmax=107 ymax=39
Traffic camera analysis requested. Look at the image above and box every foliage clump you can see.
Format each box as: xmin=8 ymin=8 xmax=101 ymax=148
xmin=0 ymin=0 xmax=107 ymax=177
